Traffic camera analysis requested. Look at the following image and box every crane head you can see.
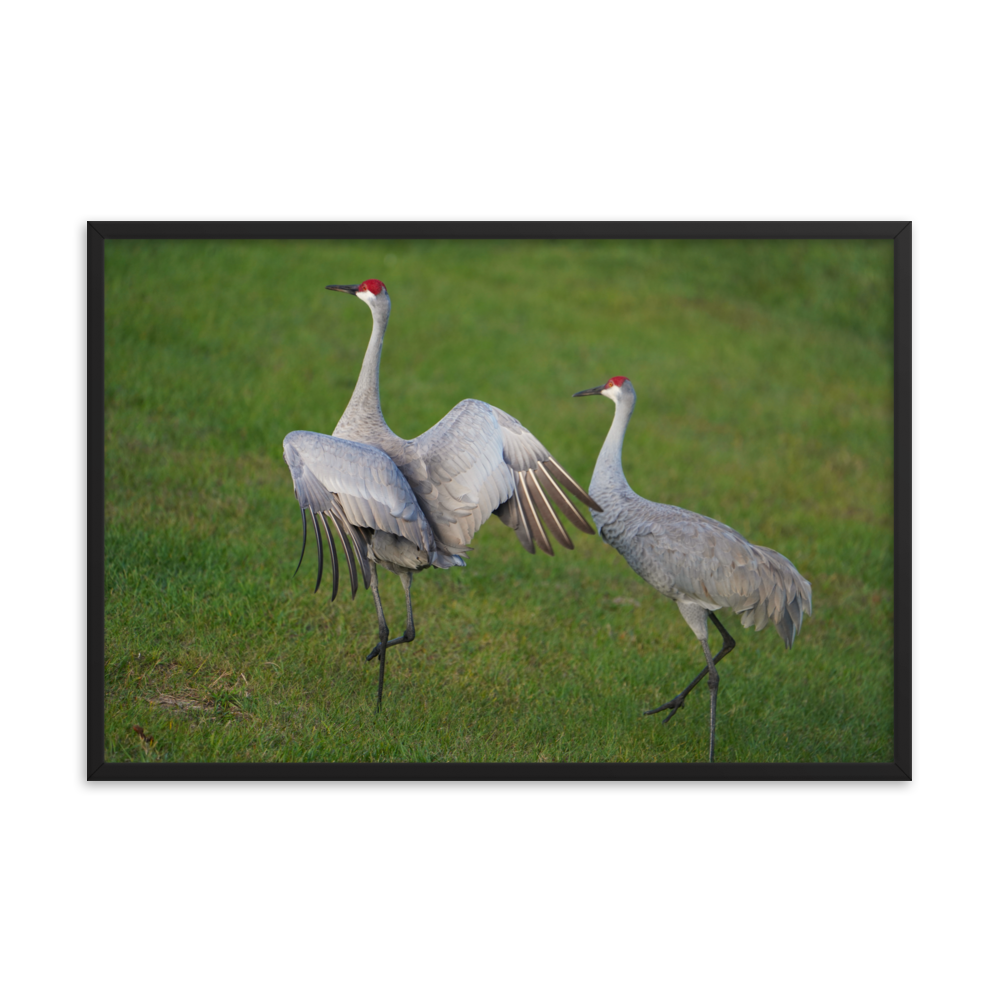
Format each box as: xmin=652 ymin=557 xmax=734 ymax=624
xmin=326 ymin=279 xmax=389 ymax=304
xmin=326 ymin=279 xmax=391 ymax=322
xmin=573 ymin=376 xmax=633 ymax=400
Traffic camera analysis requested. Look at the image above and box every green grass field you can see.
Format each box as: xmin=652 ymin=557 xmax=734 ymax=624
xmin=103 ymin=238 xmax=894 ymax=764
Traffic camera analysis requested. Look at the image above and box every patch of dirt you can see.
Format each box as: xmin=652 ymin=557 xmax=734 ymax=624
xmin=152 ymin=691 xmax=211 ymax=711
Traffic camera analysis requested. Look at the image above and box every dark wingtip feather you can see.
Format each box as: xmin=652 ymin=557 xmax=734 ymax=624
xmin=294 ymin=507 xmax=308 ymax=575
xmin=328 ymin=512 xmax=358 ymax=599
xmin=526 ymin=469 xmax=573 ymax=550
xmin=343 ymin=519 xmax=372 ymax=591
xmin=343 ymin=524 xmax=360 ymax=599
xmin=536 ymin=461 xmax=598 ymax=533
xmin=517 ymin=473 xmax=553 ymax=556
xmin=320 ymin=512 xmax=339 ymax=603
xmin=510 ymin=485 xmax=536 ymax=554
xmin=358 ymin=542 xmax=372 ymax=590
xmin=309 ymin=510 xmax=323 ymax=593
xmin=542 ymin=458 xmax=603 ymax=512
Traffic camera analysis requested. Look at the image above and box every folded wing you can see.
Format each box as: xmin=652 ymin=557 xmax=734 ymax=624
xmin=283 ymin=431 xmax=452 ymax=601
xmin=633 ymin=503 xmax=813 ymax=648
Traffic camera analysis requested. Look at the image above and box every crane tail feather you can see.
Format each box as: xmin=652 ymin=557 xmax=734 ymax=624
xmin=787 ymin=592 xmax=800 ymax=625
xmin=775 ymin=608 xmax=795 ymax=649
xmin=753 ymin=598 xmax=769 ymax=631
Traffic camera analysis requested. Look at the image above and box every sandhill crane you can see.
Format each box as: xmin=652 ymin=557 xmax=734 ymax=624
xmin=283 ymin=279 xmax=601 ymax=710
xmin=574 ymin=376 xmax=812 ymax=762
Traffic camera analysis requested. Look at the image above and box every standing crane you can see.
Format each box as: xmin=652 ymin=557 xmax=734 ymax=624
xmin=574 ymin=376 xmax=812 ymax=762
xmin=283 ymin=279 xmax=601 ymax=710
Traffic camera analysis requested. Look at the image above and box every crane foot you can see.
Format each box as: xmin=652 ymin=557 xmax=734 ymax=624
xmin=366 ymin=632 xmax=414 ymax=661
xmin=643 ymin=695 xmax=686 ymax=724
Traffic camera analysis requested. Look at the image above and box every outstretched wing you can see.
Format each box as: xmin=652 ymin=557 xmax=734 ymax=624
xmin=490 ymin=405 xmax=602 ymax=554
xmin=394 ymin=400 xmax=512 ymax=555
xmin=396 ymin=399 xmax=601 ymax=558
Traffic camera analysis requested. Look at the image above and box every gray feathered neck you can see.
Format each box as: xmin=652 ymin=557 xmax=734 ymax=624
xmin=333 ymin=293 xmax=397 ymax=446
xmin=590 ymin=383 xmax=637 ymax=495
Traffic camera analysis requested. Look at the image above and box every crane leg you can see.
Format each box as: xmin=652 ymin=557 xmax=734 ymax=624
xmin=644 ymin=613 xmax=736 ymax=748
xmin=705 ymin=635 xmax=720 ymax=763
xmin=367 ymin=563 xmax=391 ymax=712
xmin=366 ymin=571 xmax=416 ymax=661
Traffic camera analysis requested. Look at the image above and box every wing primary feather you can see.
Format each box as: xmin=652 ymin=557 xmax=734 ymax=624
xmin=309 ymin=510 xmax=324 ymax=594
xmin=517 ymin=472 xmax=553 ymax=556
xmin=511 ymin=479 xmax=535 ymax=554
xmin=328 ymin=512 xmax=358 ymax=599
xmin=319 ymin=512 xmax=339 ymax=603
xmin=534 ymin=462 xmax=597 ymax=536
xmin=351 ymin=523 xmax=372 ymax=591
xmin=341 ymin=515 xmax=372 ymax=591
xmin=294 ymin=507 xmax=308 ymax=575
xmin=526 ymin=469 xmax=573 ymax=549
xmin=541 ymin=458 xmax=603 ymax=512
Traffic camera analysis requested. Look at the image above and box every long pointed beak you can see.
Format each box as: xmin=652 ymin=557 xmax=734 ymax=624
xmin=326 ymin=284 xmax=361 ymax=295
xmin=573 ymin=386 xmax=606 ymax=397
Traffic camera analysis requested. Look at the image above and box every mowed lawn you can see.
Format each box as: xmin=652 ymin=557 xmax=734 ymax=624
xmin=103 ymin=238 xmax=894 ymax=764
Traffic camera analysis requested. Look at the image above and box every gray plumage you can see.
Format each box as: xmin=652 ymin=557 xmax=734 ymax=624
xmin=283 ymin=431 xmax=437 ymax=560
xmin=597 ymin=496 xmax=810 ymax=648
xmin=283 ymin=279 xmax=601 ymax=710
xmin=575 ymin=376 xmax=812 ymax=762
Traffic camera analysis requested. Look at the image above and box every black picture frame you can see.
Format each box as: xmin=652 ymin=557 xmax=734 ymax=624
xmin=88 ymin=221 xmax=911 ymax=780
